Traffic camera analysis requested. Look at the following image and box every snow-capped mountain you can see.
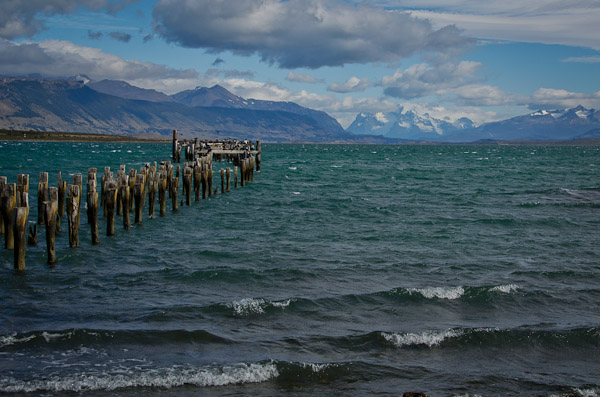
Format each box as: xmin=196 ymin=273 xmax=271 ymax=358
xmin=443 ymin=105 xmax=600 ymax=142
xmin=347 ymin=105 xmax=600 ymax=142
xmin=347 ymin=108 xmax=475 ymax=140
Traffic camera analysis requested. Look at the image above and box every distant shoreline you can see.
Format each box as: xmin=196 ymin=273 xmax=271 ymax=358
xmin=1 ymin=128 xmax=599 ymax=145
xmin=0 ymin=129 xmax=170 ymax=143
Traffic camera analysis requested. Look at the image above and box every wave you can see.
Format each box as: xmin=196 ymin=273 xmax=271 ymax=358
xmin=0 ymin=329 xmax=230 ymax=349
xmin=0 ymin=362 xmax=279 ymax=393
xmin=225 ymin=297 xmax=295 ymax=316
xmin=384 ymin=284 xmax=521 ymax=302
xmin=378 ymin=326 xmax=600 ymax=350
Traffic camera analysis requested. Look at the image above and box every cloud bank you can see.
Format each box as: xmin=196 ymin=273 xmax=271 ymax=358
xmin=0 ymin=0 xmax=138 ymax=39
xmin=152 ymin=0 xmax=473 ymax=69
xmin=0 ymin=39 xmax=198 ymax=94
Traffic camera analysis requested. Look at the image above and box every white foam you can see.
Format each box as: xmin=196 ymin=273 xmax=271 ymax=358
xmin=382 ymin=329 xmax=463 ymax=347
xmin=271 ymin=298 xmax=294 ymax=308
xmin=408 ymin=286 xmax=465 ymax=300
xmin=288 ymin=166 xmax=297 ymax=170
xmin=229 ymin=298 xmax=266 ymax=315
xmin=489 ymin=284 xmax=520 ymax=293
xmin=0 ymin=333 xmax=35 ymax=347
xmin=300 ymin=362 xmax=334 ymax=372
xmin=0 ymin=363 xmax=279 ymax=393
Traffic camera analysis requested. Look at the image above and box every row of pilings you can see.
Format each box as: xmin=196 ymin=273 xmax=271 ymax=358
xmin=0 ymin=139 xmax=260 ymax=271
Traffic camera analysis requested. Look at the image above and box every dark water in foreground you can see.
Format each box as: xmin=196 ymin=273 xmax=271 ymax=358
xmin=1 ymin=142 xmax=599 ymax=396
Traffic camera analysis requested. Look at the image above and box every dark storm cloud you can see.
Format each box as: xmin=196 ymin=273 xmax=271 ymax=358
xmin=152 ymin=0 xmax=473 ymax=69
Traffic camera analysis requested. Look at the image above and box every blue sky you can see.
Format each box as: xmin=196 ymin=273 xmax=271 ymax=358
xmin=0 ymin=0 xmax=598 ymax=128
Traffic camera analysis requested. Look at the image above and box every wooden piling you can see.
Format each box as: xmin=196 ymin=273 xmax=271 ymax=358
xmin=119 ymin=176 xmax=130 ymax=230
xmin=128 ymin=169 xmax=137 ymax=213
xmin=256 ymin=140 xmax=261 ymax=172
xmin=226 ymin=167 xmax=231 ymax=192
xmin=172 ymin=130 xmax=178 ymax=161
xmin=220 ymin=168 xmax=225 ymax=194
xmin=158 ymin=171 xmax=167 ymax=217
xmin=28 ymin=225 xmax=37 ymax=246
xmin=17 ymin=174 xmax=29 ymax=207
xmin=148 ymin=174 xmax=157 ymax=219
xmin=234 ymin=165 xmax=238 ymax=188
xmin=133 ymin=178 xmax=143 ymax=224
xmin=66 ymin=184 xmax=80 ymax=248
xmin=105 ymin=179 xmax=118 ymax=236
xmin=1 ymin=183 xmax=16 ymax=249
xmin=194 ymin=162 xmax=201 ymax=202
xmin=44 ymin=187 xmax=59 ymax=263
xmin=57 ymin=173 xmax=66 ymax=218
xmin=87 ymin=182 xmax=99 ymax=245
xmin=13 ymin=207 xmax=28 ymax=271
xmin=183 ymin=166 xmax=192 ymax=205
xmin=171 ymin=177 xmax=179 ymax=211
xmin=0 ymin=176 xmax=5 ymax=235
xmin=37 ymin=172 xmax=48 ymax=224
xmin=86 ymin=171 xmax=97 ymax=224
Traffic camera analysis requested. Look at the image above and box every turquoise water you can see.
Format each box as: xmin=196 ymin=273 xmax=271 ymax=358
xmin=1 ymin=142 xmax=599 ymax=396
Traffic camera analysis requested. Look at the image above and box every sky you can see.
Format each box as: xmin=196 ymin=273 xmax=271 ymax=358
xmin=0 ymin=0 xmax=599 ymax=128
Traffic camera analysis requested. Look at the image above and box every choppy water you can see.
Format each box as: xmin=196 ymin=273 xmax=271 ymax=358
xmin=1 ymin=142 xmax=599 ymax=396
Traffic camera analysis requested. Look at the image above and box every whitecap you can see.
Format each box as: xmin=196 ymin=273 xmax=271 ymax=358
xmin=292 ymin=192 xmax=300 ymax=195
xmin=0 ymin=363 xmax=279 ymax=393
xmin=407 ymin=286 xmax=465 ymax=300
xmin=288 ymin=166 xmax=297 ymax=170
xmin=0 ymin=333 xmax=35 ymax=347
xmin=229 ymin=298 xmax=266 ymax=315
xmin=382 ymin=329 xmax=463 ymax=347
xmin=489 ymin=284 xmax=520 ymax=293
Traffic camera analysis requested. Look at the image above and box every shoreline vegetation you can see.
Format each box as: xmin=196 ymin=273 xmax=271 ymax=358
xmin=1 ymin=128 xmax=599 ymax=145
xmin=0 ymin=129 xmax=169 ymax=143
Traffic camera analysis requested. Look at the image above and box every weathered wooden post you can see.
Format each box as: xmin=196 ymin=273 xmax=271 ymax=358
xmin=194 ymin=162 xmax=201 ymax=202
xmin=17 ymin=174 xmax=29 ymax=207
xmin=234 ymin=165 xmax=238 ymax=188
xmin=240 ymin=159 xmax=246 ymax=187
xmin=101 ymin=167 xmax=110 ymax=210
xmin=183 ymin=166 xmax=192 ymax=205
xmin=86 ymin=170 xmax=97 ymax=224
xmin=28 ymin=225 xmax=37 ymax=246
xmin=208 ymin=164 xmax=213 ymax=197
xmin=44 ymin=187 xmax=58 ymax=263
xmin=37 ymin=172 xmax=48 ymax=224
xmin=256 ymin=140 xmax=261 ymax=172
xmin=87 ymin=181 xmax=99 ymax=245
xmin=73 ymin=173 xmax=83 ymax=209
xmin=133 ymin=175 xmax=144 ymax=224
xmin=57 ymin=173 xmax=66 ymax=234
xmin=57 ymin=172 xmax=66 ymax=218
xmin=105 ymin=179 xmax=118 ymax=236
xmin=119 ymin=175 xmax=130 ymax=230
xmin=0 ymin=176 xmax=5 ymax=235
xmin=148 ymin=174 xmax=157 ymax=219
xmin=158 ymin=171 xmax=167 ymax=217
xmin=172 ymin=130 xmax=178 ymax=162
xmin=171 ymin=176 xmax=179 ymax=211
xmin=116 ymin=168 xmax=125 ymax=216
xmin=220 ymin=168 xmax=225 ymax=194
xmin=201 ymin=164 xmax=208 ymax=199
xmin=1 ymin=183 xmax=16 ymax=249
xmin=226 ymin=167 xmax=231 ymax=192
xmin=66 ymin=184 xmax=80 ymax=247
xmin=128 ymin=169 xmax=137 ymax=213
xmin=13 ymin=205 xmax=29 ymax=271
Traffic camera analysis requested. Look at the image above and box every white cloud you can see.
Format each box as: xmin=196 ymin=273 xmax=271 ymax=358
xmin=382 ymin=61 xmax=483 ymax=98
xmin=529 ymin=88 xmax=600 ymax=109
xmin=0 ymin=0 xmax=138 ymax=39
xmin=0 ymin=39 xmax=199 ymax=94
xmin=562 ymin=56 xmax=600 ymax=63
xmin=152 ymin=0 xmax=473 ymax=68
xmin=327 ymin=76 xmax=371 ymax=93
xmin=286 ymin=71 xmax=323 ymax=84
xmin=351 ymin=1 xmax=600 ymax=49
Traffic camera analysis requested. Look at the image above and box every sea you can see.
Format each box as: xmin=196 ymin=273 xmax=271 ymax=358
xmin=0 ymin=141 xmax=599 ymax=396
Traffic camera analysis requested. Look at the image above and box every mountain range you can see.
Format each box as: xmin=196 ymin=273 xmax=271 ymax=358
xmin=1 ymin=76 xmax=599 ymax=143
xmin=0 ymin=77 xmax=350 ymax=142
xmin=347 ymin=106 xmax=600 ymax=142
